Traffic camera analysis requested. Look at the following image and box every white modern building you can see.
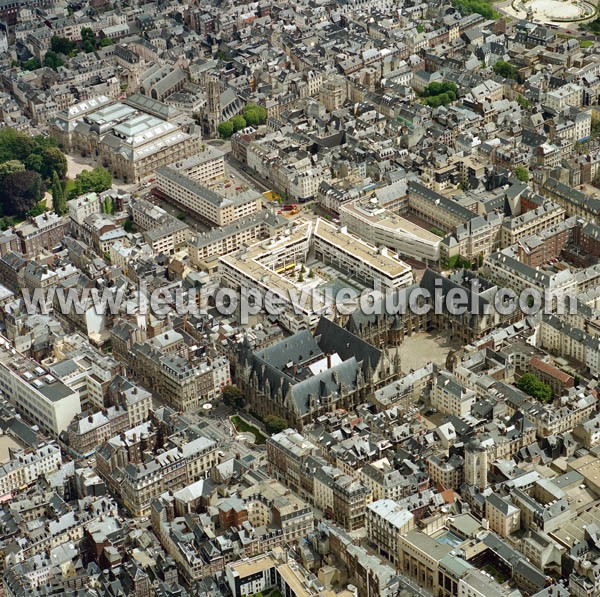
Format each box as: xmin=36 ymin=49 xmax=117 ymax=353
xmin=0 ymin=338 xmax=81 ymax=436
xmin=340 ymin=199 xmax=441 ymax=262
xmin=313 ymin=218 xmax=413 ymax=290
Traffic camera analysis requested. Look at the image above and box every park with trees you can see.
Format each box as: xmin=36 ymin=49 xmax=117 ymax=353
xmin=0 ymin=127 xmax=113 ymax=229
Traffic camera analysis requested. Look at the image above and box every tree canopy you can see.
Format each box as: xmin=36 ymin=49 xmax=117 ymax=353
xmin=69 ymin=167 xmax=112 ymax=198
xmin=0 ymin=160 xmax=25 ymax=183
xmin=81 ymin=27 xmax=96 ymax=53
xmin=43 ymin=51 xmax=65 ymax=71
xmin=452 ymin=0 xmax=499 ymax=19
xmin=243 ymin=103 xmax=267 ymax=126
xmin=50 ymin=35 xmax=77 ymax=55
xmin=218 ymin=121 xmax=234 ymax=139
xmin=230 ymin=115 xmax=246 ymax=132
xmin=23 ymin=57 xmax=41 ymax=71
xmin=421 ymin=81 xmax=458 ymax=108
xmin=264 ymin=415 xmax=288 ymax=435
xmin=0 ymin=128 xmax=66 ymax=181
xmin=0 ymin=170 xmax=45 ymax=217
xmin=517 ymin=373 xmax=552 ymax=403
xmin=514 ymin=165 xmax=529 ymax=182
xmin=52 ymin=171 xmax=67 ymax=215
xmin=493 ymin=60 xmax=522 ymax=82
xmin=222 ymin=385 xmax=245 ymax=408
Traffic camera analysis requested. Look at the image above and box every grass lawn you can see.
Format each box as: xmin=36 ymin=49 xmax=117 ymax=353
xmin=230 ymin=415 xmax=267 ymax=445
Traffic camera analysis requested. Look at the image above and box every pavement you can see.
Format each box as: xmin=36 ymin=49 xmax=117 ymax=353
xmin=395 ymin=332 xmax=461 ymax=373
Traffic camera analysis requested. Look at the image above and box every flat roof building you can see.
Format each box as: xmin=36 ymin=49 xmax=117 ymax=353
xmin=0 ymin=337 xmax=80 ymax=437
xmin=313 ymin=218 xmax=413 ymax=290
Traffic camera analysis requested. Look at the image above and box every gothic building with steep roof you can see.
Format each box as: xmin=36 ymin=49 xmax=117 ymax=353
xmin=234 ymin=317 xmax=398 ymax=429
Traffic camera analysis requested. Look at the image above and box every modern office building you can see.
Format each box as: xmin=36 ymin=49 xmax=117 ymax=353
xmin=340 ymin=199 xmax=442 ymax=263
xmin=313 ymin=218 xmax=413 ymax=290
xmin=0 ymin=337 xmax=81 ymax=437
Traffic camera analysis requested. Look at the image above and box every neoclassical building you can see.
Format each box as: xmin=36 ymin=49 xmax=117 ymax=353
xmin=51 ymin=94 xmax=200 ymax=183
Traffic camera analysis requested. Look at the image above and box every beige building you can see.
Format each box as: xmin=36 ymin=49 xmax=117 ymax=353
xmin=398 ymin=530 xmax=453 ymax=595
xmin=119 ymin=436 xmax=219 ymax=516
xmin=131 ymin=198 xmax=192 ymax=254
xmin=366 ymin=499 xmax=414 ymax=565
xmin=313 ymin=218 xmax=413 ymax=290
xmin=0 ymin=444 xmax=61 ymax=498
xmin=431 ymin=370 xmax=476 ymax=417
xmin=485 ymin=494 xmax=520 ymax=538
xmin=51 ymin=94 xmax=200 ymax=183
xmin=218 ymin=220 xmax=327 ymax=332
xmin=189 ymin=211 xmax=286 ymax=269
xmin=0 ymin=338 xmax=80 ymax=437
xmin=165 ymin=145 xmax=226 ymax=184
xmin=155 ymin=166 xmax=262 ymax=226
xmin=340 ymin=199 xmax=441 ymax=263
xmin=499 ymin=201 xmax=565 ymax=248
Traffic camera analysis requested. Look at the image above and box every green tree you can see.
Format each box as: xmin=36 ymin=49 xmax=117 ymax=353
xmin=23 ymin=57 xmax=41 ymax=71
xmin=24 ymin=152 xmax=44 ymax=174
xmin=493 ymin=60 xmax=521 ymax=82
xmin=222 ymin=385 xmax=244 ymax=408
xmin=50 ymin=35 xmax=76 ymax=55
xmin=452 ymin=0 xmax=498 ymax=18
xmin=264 ymin=415 xmax=288 ymax=434
xmin=71 ymin=167 xmax=112 ymax=197
xmin=0 ymin=170 xmax=44 ymax=217
xmin=102 ymin=196 xmax=114 ymax=214
xmin=0 ymin=160 xmax=25 ymax=183
xmin=517 ymin=373 xmax=552 ymax=403
xmin=0 ymin=128 xmax=36 ymax=162
xmin=43 ymin=51 xmax=65 ymax=71
xmin=230 ymin=115 xmax=246 ymax=132
xmin=41 ymin=147 xmax=67 ymax=179
xmin=514 ymin=166 xmax=529 ymax=182
xmin=243 ymin=103 xmax=267 ymax=126
xmin=123 ymin=218 xmax=134 ymax=232
xmin=584 ymin=17 xmax=600 ymax=34
xmin=100 ymin=37 xmax=114 ymax=47
xmin=33 ymin=134 xmax=58 ymax=151
xmin=52 ymin=171 xmax=67 ymax=215
xmin=422 ymin=82 xmax=458 ymax=107
xmin=80 ymin=27 xmax=96 ymax=52
xmin=27 ymin=202 xmax=48 ymax=217
xmin=218 ymin=121 xmax=234 ymax=138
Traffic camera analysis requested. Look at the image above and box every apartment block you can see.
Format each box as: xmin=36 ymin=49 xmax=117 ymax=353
xmin=0 ymin=443 xmax=61 ymax=499
xmin=165 ymin=145 xmax=225 ymax=184
xmin=155 ymin=166 xmax=262 ymax=226
xmin=366 ymin=499 xmax=414 ymax=564
xmin=188 ymin=211 xmax=287 ymax=268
